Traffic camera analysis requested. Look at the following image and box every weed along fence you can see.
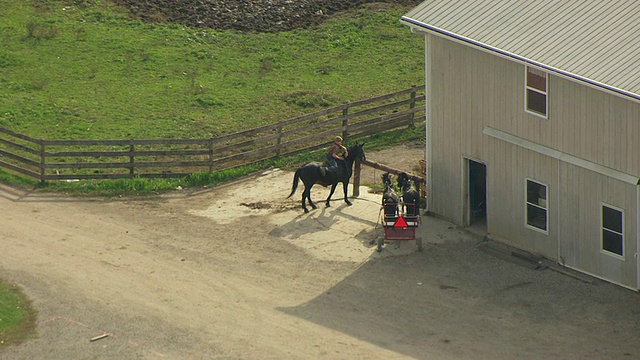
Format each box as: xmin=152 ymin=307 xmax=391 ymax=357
xmin=0 ymin=86 xmax=425 ymax=182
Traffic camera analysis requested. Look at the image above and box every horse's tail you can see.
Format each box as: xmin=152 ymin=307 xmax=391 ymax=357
xmin=287 ymin=168 xmax=301 ymax=198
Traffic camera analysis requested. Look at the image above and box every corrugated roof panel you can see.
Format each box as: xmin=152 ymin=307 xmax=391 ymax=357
xmin=593 ymin=19 xmax=640 ymax=84
xmin=402 ymin=0 xmax=640 ymax=100
xmin=610 ymin=41 xmax=640 ymax=82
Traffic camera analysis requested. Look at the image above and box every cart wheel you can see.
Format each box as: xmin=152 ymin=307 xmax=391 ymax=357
xmin=377 ymin=237 xmax=383 ymax=252
xmin=417 ymin=237 xmax=423 ymax=252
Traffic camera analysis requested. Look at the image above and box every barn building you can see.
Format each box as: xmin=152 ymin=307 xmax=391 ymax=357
xmin=401 ymin=1 xmax=640 ymax=290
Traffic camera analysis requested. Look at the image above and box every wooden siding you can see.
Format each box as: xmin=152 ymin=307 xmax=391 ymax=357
xmin=486 ymin=139 xmax=559 ymax=259
xmin=553 ymin=79 xmax=640 ymax=176
xmin=428 ymin=35 xmax=513 ymax=222
xmin=559 ymin=163 xmax=638 ymax=289
xmin=491 ymin=73 xmax=640 ymax=177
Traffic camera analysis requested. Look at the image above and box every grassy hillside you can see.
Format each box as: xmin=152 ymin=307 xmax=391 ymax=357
xmin=0 ymin=0 xmax=425 ymax=141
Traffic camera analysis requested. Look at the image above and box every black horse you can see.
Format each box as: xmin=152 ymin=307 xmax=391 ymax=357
xmin=381 ymin=172 xmax=399 ymax=218
xmin=288 ymin=143 xmax=365 ymax=213
xmin=397 ymin=172 xmax=419 ymax=216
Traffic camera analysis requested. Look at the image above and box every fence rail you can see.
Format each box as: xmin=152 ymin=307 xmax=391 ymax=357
xmin=0 ymin=85 xmax=425 ymax=182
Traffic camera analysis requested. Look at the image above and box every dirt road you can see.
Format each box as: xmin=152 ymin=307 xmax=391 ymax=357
xmin=1 ymin=144 xmax=639 ymax=359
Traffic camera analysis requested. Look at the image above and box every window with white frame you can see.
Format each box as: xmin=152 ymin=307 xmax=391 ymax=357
xmin=602 ymin=204 xmax=624 ymax=257
xmin=526 ymin=179 xmax=548 ymax=232
xmin=525 ymin=66 xmax=548 ymax=118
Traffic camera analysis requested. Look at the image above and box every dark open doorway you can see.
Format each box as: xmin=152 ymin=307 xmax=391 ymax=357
xmin=469 ymin=159 xmax=487 ymax=223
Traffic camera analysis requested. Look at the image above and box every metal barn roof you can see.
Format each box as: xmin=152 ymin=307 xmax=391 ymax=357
xmin=401 ymin=0 xmax=640 ymax=101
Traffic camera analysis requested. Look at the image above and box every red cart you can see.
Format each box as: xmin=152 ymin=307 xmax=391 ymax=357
xmin=378 ymin=202 xmax=422 ymax=252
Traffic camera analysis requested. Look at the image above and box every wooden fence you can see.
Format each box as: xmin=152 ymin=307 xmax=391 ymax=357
xmin=0 ymin=85 xmax=425 ymax=182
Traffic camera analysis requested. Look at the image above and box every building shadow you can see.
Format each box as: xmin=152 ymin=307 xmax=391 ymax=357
xmin=276 ymin=226 xmax=640 ymax=358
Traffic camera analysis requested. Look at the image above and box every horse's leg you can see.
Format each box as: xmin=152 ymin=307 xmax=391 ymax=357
xmin=325 ymin=183 xmax=338 ymax=207
xmin=299 ymin=182 xmax=312 ymax=213
xmin=306 ymin=184 xmax=317 ymax=210
xmin=300 ymin=190 xmax=308 ymax=213
xmin=342 ymin=181 xmax=352 ymax=206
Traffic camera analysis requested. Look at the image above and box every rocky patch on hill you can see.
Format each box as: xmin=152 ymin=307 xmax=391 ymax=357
xmin=112 ymin=0 xmax=421 ymax=32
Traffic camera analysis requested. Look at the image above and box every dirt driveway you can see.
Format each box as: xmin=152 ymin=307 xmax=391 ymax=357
xmin=1 ymin=144 xmax=639 ymax=360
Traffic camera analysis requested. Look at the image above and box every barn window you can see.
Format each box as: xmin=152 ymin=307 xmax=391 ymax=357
xmin=525 ymin=66 xmax=548 ymax=118
xmin=525 ymin=179 xmax=548 ymax=232
xmin=602 ymin=204 xmax=624 ymax=257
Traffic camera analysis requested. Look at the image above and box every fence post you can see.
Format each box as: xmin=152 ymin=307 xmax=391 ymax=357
xmin=208 ymin=138 xmax=214 ymax=172
xmin=408 ymin=85 xmax=416 ymax=129
xmin=129 ymin=141 xmax=135 ymax=175
xmin=39 ymin=140 xmax=45 ymax=183
xmin=342 ymin=104 xmax=349 ymax=140
xmin=352 ymin=158 xmax=361 ymax=197
xmin=276 ymin=125 xmax=283 ymax=156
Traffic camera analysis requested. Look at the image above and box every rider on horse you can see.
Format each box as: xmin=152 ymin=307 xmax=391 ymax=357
xmin=326 ymin=136 xmax=349 ymax=169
